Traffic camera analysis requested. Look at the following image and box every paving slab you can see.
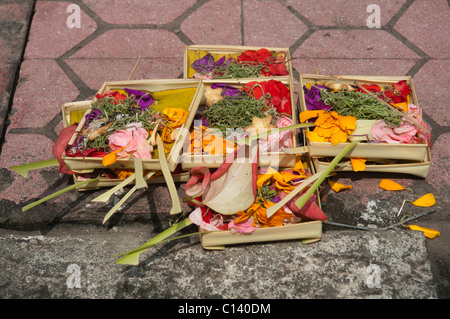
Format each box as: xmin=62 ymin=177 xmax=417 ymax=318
xmin=0 ymin=0 xmax=448 ymax=300
xmin=0 ymin=223 xmax=438 ymax=299
xmin=0 ymin=0 xmax=34 ymax=142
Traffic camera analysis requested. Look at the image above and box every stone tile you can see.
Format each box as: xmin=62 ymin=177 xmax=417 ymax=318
xmin=294 ymin=29 xmax=420 ymax=59
xmin=64 ymin=57 xmax=184 ymax=90
xmin=0 ymin=3 xmax=31 ymax=22
xmin=292 ymin=58 xmax=417 ymax=78
xmin=24 ymin=1 xmax=97 ymax=59
xmin=428 ymin=133 xmax=450 ymax=192
xmin=8 ymin=59 xmax=80 ymax=129
xmin=412 ymin=59 xmax=450 ymax=126
xmin=286 ymin=0 xmax=406 ymax=27
xmin=0 ymin=2 xmax=34 ymax=63
xmin=0 ymin=133 xmax=55 ymax=203
xmin=82 ymin=0 xmax=197 ymax=25
xmin=243 ymin=0 xmax=308 ymax=47
xmin=70 ymin=29 xmax=185 ymax=59
xmin=0 ymin=63 xmax=14 ymax=132
xmin=0 ymin=37 xmax=12 ymax=65
xmin=180 ymin=0 xmax=241 ymax=45
xmin=394 ymin=0 xmax=450 ymax=59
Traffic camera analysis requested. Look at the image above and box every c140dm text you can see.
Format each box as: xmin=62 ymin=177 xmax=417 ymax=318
xmin=178 ymin=303 xmax=271 ymax=316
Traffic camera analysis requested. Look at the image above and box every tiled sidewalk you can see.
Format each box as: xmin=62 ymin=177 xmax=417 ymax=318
xmin=0 ymin=0 xmax=448 ymax=297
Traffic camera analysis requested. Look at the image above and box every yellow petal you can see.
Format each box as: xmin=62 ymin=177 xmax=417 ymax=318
xmin=351 ymin=158 xmax=367 ymax=172
xmin=315 ymin=126 xmax=334 ymax=138
xmin=339 ymin=115 xmax=357 ymax=134
xmin=329 ymin=126 xmax=348 ymax=145
xmin=392 ymin=102 xmax=408 ymax=112
xmin=257 ymin=174 xmax=273 ymax=188
xmin=411 ymin=193 xmax=436 ymax=207
xmin=328 ymin=179 xmax=352 ymax=192
xmin=407 ymin=225 xmax=440 ymax=239
xmin=306 ymin=130 xmax=328 ymax=143
xmin=280 ymin=171 xmax=305 ymax=183
xmin=299 ymin=110 xmax=326 ymax=123
xmin=379 ymin=179 xmax=407 ymax=191
xmin=102 ymin=143 xmax=133 ymax=167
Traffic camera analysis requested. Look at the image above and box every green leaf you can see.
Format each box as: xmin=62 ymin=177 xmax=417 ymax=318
xmin=22 ymin=177 xmax=100 ymax=212
xmin=115 ymin=217 xmax=193 ymax=265
xmin=294 ymin=141 xmax=358 ymax=210
xmin=11 ymin=159 xmax=59 ymax=178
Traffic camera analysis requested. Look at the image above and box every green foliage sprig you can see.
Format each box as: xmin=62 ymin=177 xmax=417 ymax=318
xmin=320 ymin=90 xmax=402 ymax=127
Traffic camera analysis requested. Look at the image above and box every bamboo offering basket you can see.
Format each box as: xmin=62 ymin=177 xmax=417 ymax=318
xmin=180 ymin=77 xmax=300 ymax=170
xmin=199 ymin=154 xmax=323 ymax=250
xmin=61 ymin=99 xmax=191 ymax=191
xmin=298 ymin=74 xmax=431 ymax=177
xmin=61 ymin=79 xmax=204 ymax=175
xmin=183 ymin=44 xmax=293 ymax=80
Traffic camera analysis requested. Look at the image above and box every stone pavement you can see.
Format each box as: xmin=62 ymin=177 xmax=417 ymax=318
xmin=0 ymin=0 xmax=448 ymax=300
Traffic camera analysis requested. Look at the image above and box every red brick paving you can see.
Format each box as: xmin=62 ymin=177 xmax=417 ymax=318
xmin=7 ymin=59 xmax=80 ymax=129
xmin=83 ymin=0 xmax=197 ymax=25
xmin=242 ymin=0 xmax=308 ymax=47
xmin=394 ymin=0 xmax=450 ymax=59
xmin=180 ymin=0 xmax=242 ymax=45
xmin=24 ymin=1 xmax=97 ymax=59
xmin=0 ymin=0 xmax=448 ymax=225
xmin=413 ymin=59 xmax=450 ymax=126
xmin=70 ymin=29 xmax=186 ymax=59
xmin=64 ymin=57 xmax=184 ymax=89
xmin=286 ymin=0 xmax=407 ymax=27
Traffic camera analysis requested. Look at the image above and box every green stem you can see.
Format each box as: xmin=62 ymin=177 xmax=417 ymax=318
xmin=22 ymin=177 xmax=100 ymax=212
xmin=115 ymin=217 xmax=193 ymax=265
xmin=294 ymin=141 xmax=359 ymax=210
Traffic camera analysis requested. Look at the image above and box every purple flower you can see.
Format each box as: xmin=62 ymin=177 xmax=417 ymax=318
xmin=191 ymin=54 xmax=216 ymax=74
xmin=303 ymin=85 xmax=330 ymax=111
xmin=191 ymin=54 xmax=233 ymax=75
xmin=211 ymin=83 xmax=242 ymax=98
xmin=124 ymin=88 xmax=154 ymax=110
xmin=84 ymin=109 xmax=102 ymax=128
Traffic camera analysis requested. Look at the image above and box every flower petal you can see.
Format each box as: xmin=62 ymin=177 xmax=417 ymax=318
xmin=407 ymin=225 xmax=440 ymax=239
xmin=328 ymin=179 xmax=352 ymax=192
xmin=299 ymin=110 xmax=327 ymax=123
xmin=351 ymin=158 xmax=367 ymax=172
xmin=411 ymin=193 xmax=436 ymax=207
xmin=379 ymin=179 xmax=407 ymax=191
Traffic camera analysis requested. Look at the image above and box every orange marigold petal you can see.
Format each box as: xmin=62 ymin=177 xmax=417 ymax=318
xmin=329 ymin=127 xmax=348 ymax=145
xmin=299 ymin=110 xmax=326 ymax=123
xmin=257 ymin=173 xmax=273 ymax=188
xmin=306 ymin=130 xmax=328 ymax=143
xmin=339 ymin=115 xmax=357 ymax=133
xmin=379 ymin=179 xmax=406 ymax=191
xmin=407 ymin=224 xmax=440 ymax=239
xmin=328 ymin=179 xmax=352 ymax=192
xmin=351 ymin=158 xmax=367 ymax=172
xmin=411 ymin=193 xmax=436 ymax=207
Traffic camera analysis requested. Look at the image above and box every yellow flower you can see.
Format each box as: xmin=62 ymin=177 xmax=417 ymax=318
xmin=379 ymin=179 xmax=410 ymax=191
xmin=161 ymin=108 xmax=189 ymax=128
xmin=411 ymin=193 xmax=436 ymax=207
xmin=300 ymin=111 xmax=356 ymax=145
xmin=102 ymin=144 xmax=130 ymax=166
xmin=328 ymin=179 xmax=352 ymax=192
xmin=406 ymin=225 xmax=440 ymax=239
xmin=351 ymin=158 xmax=367 ymax=172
